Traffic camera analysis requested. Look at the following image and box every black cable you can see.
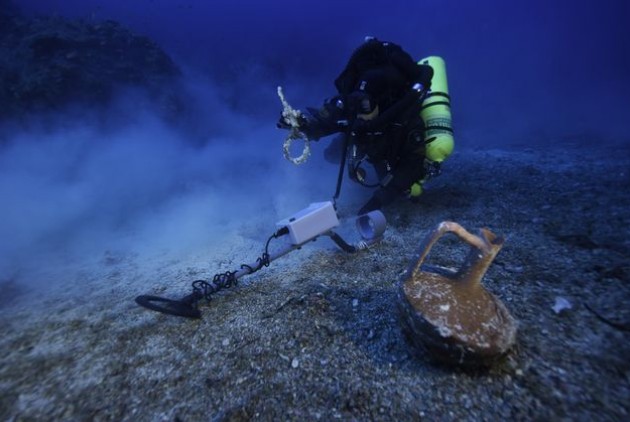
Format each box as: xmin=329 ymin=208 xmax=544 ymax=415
xmin=333 ymin=132 xmax=352 ymax=206
xmin=135 ymin=227 xmax=289 ymax=318
xmin=191 ymin=228 xmax=287 ymax=302
xmin=326 ymin=231 xmax=357 ymax=253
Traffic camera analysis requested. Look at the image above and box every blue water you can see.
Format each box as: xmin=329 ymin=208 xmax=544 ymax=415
xmin=1 ymin=0 xmax=629 ymax=285
xmin=16 ymin=0 xmax=630 ymax=143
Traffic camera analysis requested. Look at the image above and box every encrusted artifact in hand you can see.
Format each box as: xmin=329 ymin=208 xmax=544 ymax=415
xmin=277 ymin=86 xmax=311 ymax=165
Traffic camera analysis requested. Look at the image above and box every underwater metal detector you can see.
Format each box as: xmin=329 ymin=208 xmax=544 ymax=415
xmin=135 ymin=201 xmax=386 ymax=319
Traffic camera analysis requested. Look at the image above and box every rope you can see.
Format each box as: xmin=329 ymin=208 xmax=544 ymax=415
xmin=277 ymin=86 xmax=311 ymax=165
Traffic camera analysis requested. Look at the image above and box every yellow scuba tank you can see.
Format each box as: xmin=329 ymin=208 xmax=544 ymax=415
xmin=420 ymin=56 xmax=454 ymax=162
xmin=410 ymin=56 xmax=454 ymax=197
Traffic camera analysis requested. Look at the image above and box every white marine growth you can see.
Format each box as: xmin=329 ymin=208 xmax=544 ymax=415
xmin=277 ymin=86 xmax=311 ymax=165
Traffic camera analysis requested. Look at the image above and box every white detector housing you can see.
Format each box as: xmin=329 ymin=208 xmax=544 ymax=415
xmin=276 ymin=201 xmax=339 ymax=245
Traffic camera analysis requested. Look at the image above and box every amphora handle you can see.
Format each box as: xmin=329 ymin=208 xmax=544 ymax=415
xmin=411 ymin=221 xmax=504 ymax=284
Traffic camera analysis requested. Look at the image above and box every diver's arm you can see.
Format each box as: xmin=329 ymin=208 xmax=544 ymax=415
xmin=299 ymin=107 xmax=344 ymax=140
xmin=280 ymin=96 xmax=350 ymax=140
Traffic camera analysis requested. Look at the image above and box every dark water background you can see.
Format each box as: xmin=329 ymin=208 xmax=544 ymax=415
xmin=18 ymin=0 xmax=630 ymax=144
xmin=1 ymin=0 xmax=629 ymax=287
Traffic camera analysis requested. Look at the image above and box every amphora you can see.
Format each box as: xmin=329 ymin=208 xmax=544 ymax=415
xmin=398 ymin=221 xmax=517 ymax=366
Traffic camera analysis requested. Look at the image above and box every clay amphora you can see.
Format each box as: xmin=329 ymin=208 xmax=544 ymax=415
xmin=398 ymin=221 xmax=517 ymax=367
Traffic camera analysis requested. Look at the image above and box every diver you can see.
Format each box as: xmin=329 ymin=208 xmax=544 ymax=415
xmin=278 ymin=37 xmax=447 ymax=215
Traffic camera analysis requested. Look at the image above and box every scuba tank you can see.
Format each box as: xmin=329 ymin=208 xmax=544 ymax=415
xmin=410 ymin=56 xmax=454 ymax=197
xmin=420 ymin=56 xmax=454 ymax=162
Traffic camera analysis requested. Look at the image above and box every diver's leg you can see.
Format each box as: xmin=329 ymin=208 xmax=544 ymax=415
xmin=357 ymin=154 xmax=424 ymax=214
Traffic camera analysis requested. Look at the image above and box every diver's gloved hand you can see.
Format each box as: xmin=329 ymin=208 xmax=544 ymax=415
xmin=277 ymin=111 xmax=307 ymax=130
xmin=277 ymin=113 xmax=292 ymax=129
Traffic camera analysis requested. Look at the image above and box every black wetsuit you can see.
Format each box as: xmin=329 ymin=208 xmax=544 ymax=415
xmin=300 ymin=39 xmax=434 ymax=214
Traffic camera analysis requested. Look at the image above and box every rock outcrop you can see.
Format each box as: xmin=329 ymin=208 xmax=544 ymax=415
xmin=0 ymin=3 xmax=182 ymax=119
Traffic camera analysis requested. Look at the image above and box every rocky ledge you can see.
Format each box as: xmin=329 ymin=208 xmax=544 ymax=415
xmin=0 ymin=4 xmax=181 ymax=118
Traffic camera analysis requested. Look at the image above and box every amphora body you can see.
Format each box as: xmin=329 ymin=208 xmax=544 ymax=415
xmin=398 ymin=221 xmax=517 ymax=367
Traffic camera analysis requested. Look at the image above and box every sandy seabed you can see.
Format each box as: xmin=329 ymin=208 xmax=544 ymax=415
xmin=1 ymin=143 xmax=629 ymax=421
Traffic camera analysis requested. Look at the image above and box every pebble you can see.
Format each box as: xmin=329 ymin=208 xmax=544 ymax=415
xmin=291 ymin=357 xmax=299 ymax=368
xmin=221 ymin=338 xmax=230 ymax=347
xmin=507 ymin=265 xmax=524 ymax=273
xmin=462 ymin=395 xmax=473 ymax=409
xmin=352 ymin=299 xmax=359 ymax=308
xmin=552 ymin=296 xmax=572 ymax=314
